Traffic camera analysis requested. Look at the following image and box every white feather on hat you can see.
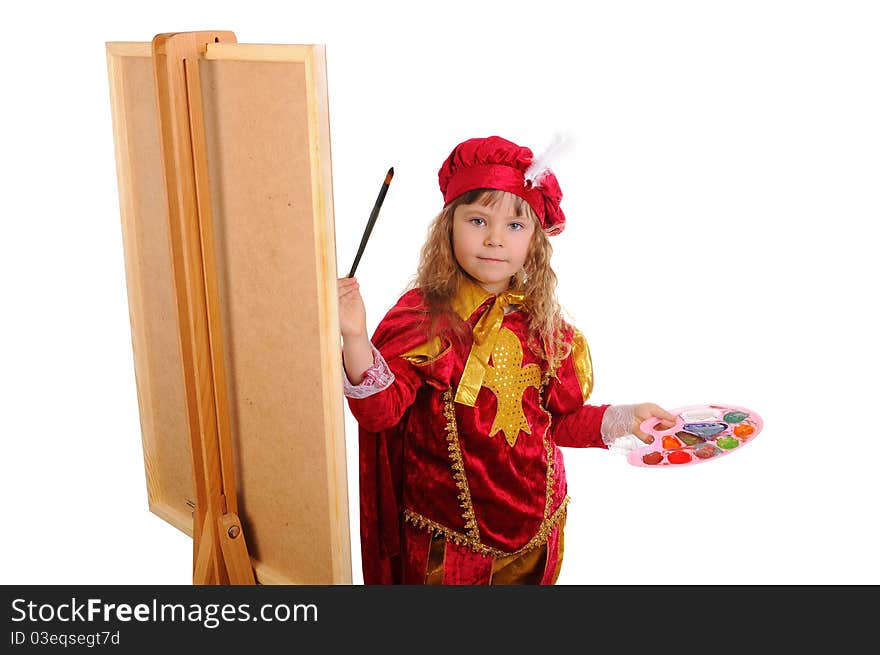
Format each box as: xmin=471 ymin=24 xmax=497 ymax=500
xmin=523 ymin=131 xmax=574 ymax=188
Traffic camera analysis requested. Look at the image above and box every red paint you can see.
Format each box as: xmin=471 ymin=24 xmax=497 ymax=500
xmin=667 ymin=451 xmax=692 ymax=464
xmin=642 ymin=452 xmax=663 ymax=465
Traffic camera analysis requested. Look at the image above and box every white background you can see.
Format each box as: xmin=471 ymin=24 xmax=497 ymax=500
xmin=2 ymin=0 xmax=878 ymax=586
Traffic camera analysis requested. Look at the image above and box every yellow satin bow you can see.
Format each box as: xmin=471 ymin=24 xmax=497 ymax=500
xmin=453 ymin=282 xmax=525 ymax=407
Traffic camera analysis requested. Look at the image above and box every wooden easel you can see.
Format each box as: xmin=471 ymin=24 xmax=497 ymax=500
xmin=108 ymin=32 xmax=351 ymax=584
xmin=151 ymin=30 xmax=254 ymax=585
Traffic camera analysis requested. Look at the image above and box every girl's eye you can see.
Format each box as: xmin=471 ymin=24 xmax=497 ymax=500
xmin=469 ymin=217 xmax=486 ymax=226
xmin=509 ymin=222 xmax=524 ymax=231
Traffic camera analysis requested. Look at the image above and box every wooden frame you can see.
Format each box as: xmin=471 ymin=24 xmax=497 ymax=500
xmin=106 ymin=32 xmax=351 ymax=584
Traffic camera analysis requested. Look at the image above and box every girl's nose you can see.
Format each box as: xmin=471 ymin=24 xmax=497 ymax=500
xmin=484 ymin=227 xmax=503 ymax=247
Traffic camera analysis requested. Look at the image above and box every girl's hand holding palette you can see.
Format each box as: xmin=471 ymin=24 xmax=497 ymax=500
xmin=628 ymin=403 xmax=762 ymax=468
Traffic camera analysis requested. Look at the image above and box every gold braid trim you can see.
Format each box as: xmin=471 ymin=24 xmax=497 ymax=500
xmin=536 ymin=371 xmax=560 ymax=518
xmin=403 ymin=499 xmax=569 ymax=559
xmin=442 ymin=388 xmax=480 ymax=541
xmin=539 ymin=382 xmax=557 ymax=519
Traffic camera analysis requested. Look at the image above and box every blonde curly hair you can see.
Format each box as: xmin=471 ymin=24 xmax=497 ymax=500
xmin=409 ymin=189 xmax=572 ymax=374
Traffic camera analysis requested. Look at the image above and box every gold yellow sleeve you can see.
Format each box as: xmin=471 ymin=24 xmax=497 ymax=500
xmin=570 ymin=328 xmax=594 ymax=403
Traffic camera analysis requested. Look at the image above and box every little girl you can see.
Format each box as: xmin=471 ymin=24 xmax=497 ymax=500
xmin=338 ymin=135 xmax=676 ymax=585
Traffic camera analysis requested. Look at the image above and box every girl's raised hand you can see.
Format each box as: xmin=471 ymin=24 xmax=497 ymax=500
xmin=337 ymin=277 xmax=368 ymax=339
xmin=631 ymin=403 xmax=678 ymax=444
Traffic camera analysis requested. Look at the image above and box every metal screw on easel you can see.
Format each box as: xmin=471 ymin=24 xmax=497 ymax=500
xmin=227 ymin=525 xmax=240 ymax=539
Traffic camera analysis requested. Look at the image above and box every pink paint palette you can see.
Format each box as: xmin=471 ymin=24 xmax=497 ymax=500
xmin=627 ymin=403 xmax=763 ymax=468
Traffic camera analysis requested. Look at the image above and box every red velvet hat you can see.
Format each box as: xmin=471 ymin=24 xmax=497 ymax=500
xmin=437 ymin=135 xmax=566 ymax=235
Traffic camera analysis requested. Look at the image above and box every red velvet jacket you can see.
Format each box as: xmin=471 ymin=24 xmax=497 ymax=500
xmin=348 ymin=280 xmax=609 ymax=584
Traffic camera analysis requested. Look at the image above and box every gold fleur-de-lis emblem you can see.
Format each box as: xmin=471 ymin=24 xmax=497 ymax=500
xmin=483 ymin=328 xmax=542 ymax=447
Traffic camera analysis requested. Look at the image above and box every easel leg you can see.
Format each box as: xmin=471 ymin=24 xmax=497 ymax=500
xmin=193 ymin=508 xmax=223 ymax=584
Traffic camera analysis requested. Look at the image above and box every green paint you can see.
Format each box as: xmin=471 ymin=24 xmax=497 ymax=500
xmin=723 ymin=411 xmax=748 ymax=424
xmin=716 ymin=436 xmax=739 ymax=450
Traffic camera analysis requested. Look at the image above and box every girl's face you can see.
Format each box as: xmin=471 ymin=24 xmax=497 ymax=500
xmin=451 ymin=193 xmax=535 ymax=294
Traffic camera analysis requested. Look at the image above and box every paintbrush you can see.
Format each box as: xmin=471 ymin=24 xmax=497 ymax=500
xmin=347 ymin=167 xmax=394 ymax=278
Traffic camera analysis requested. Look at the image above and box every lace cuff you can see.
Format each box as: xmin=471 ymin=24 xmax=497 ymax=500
xmin=600 ymin=404 xmax=642 ymax=454
xmin=342 ymin=343 xmax=395 ymax=399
